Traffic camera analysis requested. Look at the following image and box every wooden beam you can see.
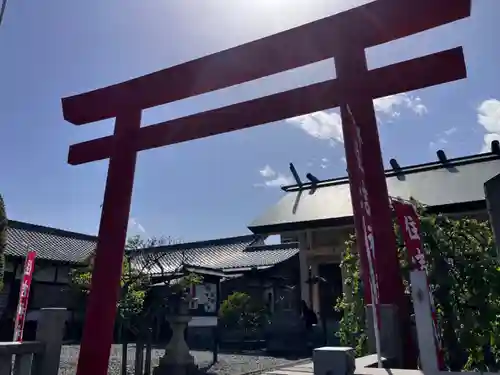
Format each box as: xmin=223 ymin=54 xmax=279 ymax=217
xmin=68 ymin=47 xmax=465 ymax=165
xmin=61 ymin=0 xmax=470 ymax=125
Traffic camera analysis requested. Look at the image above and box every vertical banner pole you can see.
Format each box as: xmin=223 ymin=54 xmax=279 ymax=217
xmin=391 ymin=199 xmax=444 ymax=371
xmin=345 ymin=105 xmax=382 ymax=367
xmin=13 ymin=249 xmax=36 ymax=342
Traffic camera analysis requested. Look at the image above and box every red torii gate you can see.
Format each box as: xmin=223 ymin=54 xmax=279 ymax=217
xmin=62 ymin=0 xmax=470 ymax=374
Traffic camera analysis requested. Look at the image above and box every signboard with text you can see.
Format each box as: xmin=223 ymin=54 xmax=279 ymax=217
xmin=346 ymin=105 xmax=382 ymax=366
xmin=392 ymin=199 xmax=444 ymax=371
xmin=13 ymin=250 xmax=36 ymax=342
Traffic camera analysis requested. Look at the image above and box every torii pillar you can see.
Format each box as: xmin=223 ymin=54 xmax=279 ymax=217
xmin=61 ymin=0 xmax=471 ymax=373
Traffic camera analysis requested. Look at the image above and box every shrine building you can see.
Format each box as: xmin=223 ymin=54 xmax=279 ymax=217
xmin=248 ymin=149 xmax=500 ymax=321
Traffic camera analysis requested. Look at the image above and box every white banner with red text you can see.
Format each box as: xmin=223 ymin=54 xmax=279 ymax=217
xmin=391 ymin=199 xmax=444 ymax=371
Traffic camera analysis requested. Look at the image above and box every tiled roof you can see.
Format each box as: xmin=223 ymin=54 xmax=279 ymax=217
xmin=249 ymin=153 xmax=500 ymax=234
xmin=6 ymin=220 xmax=97 ymax=264
xmin=223 ymin=243 xmax=300 ymax=271
xmin=5 ymin=221 xmax=300 ymax=270
xmin=130 ymin=235 xmax=299 ymax=276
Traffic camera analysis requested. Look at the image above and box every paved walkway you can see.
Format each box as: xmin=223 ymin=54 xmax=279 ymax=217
xmin=58 ymin=345 xmax=305 ymax=375
xmin=263 ymin=361 xmax=313 ymax=375
xmin=261 ymin=354 xmax=385 ymax=375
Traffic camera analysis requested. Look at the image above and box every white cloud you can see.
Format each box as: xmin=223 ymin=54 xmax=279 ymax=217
xmin=481 ymin=133 xmax=500 ymax=153
xmin=128 ymin=217 xmax=146 ymax=234
xmin=429 ymin=138 xmax=448 ymax=150
xmin=259 ymin=165 xmax=276 ymax=178
xmin=478 ymin=99 xmax=500 ymax=152
xmin=429 ymin=126 xmax=458 ymax=150
xmin=286 ymin=110 xmax=343 ymax=145
xmin=443 ymin=127 xmax=457 ymax=136
xmin=374 ymin=93 xmax=428 ymax=118
xmin=263 ymin=174 xmax=295 ymax=187
xmin=287 ymin=93 xmax=427 ymax=145
xmin=478 ymin=99 xmax=500 ymax=133
xmin=341 ymin=156 xmax=347 ymax=164
xmin=319 ymin=157 xmax=329 ymax=169
xmin=304 ymin=158 xmax=329 ymax=169
xmin=374 ymin=95 xmax=406 ymax=115
xmin=256 ymin=165 xmax=294 ymax=188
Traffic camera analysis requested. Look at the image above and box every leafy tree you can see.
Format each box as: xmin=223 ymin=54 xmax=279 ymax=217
xmin=219 ymin=291 xmax=268 ymax=332
xmin=0 ymin=194 xmax=6 ymax=291
xmin=71 ymin=235 xmax=182 ymax=324
xmin=336 ymin=204 xmax=500 ymax=371
xmin=71 ymin=234 xmax=205 ymax=337
xmin=335 ymin=237 xmax=367 ymax=356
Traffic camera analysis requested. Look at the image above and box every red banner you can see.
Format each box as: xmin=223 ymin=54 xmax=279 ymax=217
xmin=391 ymin=199 xmax=444 ymax=369
xmin=13 ymin=250 xmax=36 ymax=342
xmin=345 ymin=106 xmax=382 ymax=364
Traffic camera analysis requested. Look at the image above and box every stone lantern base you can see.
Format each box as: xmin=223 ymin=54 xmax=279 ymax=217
xmin=153 ymin=315 xmax=199 ymax=375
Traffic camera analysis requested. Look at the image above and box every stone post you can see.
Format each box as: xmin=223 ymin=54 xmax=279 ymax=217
xmin=313 ymin=347 xmax=355 ymax=375
xmin=298 ymin=232 xmax=310 ymax=305
xmin=409 ymin=270 xmax=439 ymax=373
xmin=310 ymin=262 xmax=320 ymax=313
xmin=365 ymin=304 xmax=402 ymax=367
xmin=32 ymin=308 xmax=67 ymax=375
xmin=485 ymin=173 xmax=500 ymax=257
xmin=135 ymin=341 xmax=144 ymax=375
xmin=153 ymin=315 xmax=197 ymax=375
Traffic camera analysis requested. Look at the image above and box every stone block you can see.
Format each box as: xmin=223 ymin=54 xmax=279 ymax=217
xmin=365 ymin=304 xmax=402 ymax=366
xmin=154 ymin=315 xmax=198 ymax=375
xmin=32 ymin=308 xmax=67 ymax=375
xmin=313 ymin=346 xmax=355 ymax=375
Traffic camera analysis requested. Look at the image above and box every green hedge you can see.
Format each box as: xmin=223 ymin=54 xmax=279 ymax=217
xmin=336 ymin=203 xmax=500 ymax=371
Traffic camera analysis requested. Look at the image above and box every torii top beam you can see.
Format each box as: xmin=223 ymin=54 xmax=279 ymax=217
xmin=67 ymin=48 xmax=466 ymax=165
xmin=61 ymin=0 xmax=470 ymax=126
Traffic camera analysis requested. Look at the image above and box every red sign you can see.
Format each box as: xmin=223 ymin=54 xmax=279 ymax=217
xmin=346 ymin=106 xmax=382 ymax=363
xmin=13 ymin=250 xmax=36 ymax=342
xmin=391 ymin=199 xmax=444 ymax=369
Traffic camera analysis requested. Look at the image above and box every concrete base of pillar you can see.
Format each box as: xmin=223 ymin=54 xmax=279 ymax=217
xmin=365 ymin=304 xmax=402 ymax=367
xmin=313 ymin=346 xmax=355 ymax=375
xmin=154 ymin=315 xmax=199 ymax=375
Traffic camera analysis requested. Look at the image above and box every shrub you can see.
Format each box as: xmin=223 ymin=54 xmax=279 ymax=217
xmin=219 ymin=292 xmax=268 ymax=331
xmin=336 ymin=205 xmax=500 ymax=371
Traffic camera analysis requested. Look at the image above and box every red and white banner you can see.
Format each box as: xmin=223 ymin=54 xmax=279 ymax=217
xmin=13 ymin=250 xmax=36 ymax=342
xmin=346 ymin=106 xmax=382 ymax=366
xmin=391 ymin=199 xmax=444 ymax=370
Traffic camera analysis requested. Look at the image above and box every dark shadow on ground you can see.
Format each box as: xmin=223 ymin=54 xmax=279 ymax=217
xmin=148 ymin=344 xmax=308 ymax=361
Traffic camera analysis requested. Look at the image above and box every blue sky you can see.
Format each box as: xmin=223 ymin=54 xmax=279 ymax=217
xmin=1 ymin=0 xmax=499 ymax=242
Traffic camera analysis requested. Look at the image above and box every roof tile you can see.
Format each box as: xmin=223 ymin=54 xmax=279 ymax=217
xmin=131 ymin=235 xmax=299 ymax=275
xmin=6 ymin=220 xmax=97 ymax=264
xmin=250 ymin=153 xmax=500 ymax=233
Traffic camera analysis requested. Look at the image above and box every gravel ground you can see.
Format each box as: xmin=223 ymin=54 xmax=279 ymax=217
xmin=58 ymin=345 xmax=308 ymax=375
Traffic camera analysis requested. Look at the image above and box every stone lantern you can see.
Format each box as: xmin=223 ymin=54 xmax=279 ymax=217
xmin=153 ymin=279 xmax=200 ymax=375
